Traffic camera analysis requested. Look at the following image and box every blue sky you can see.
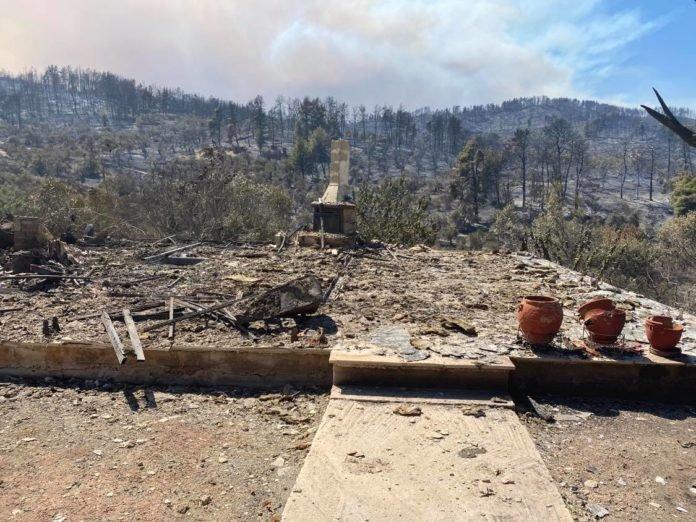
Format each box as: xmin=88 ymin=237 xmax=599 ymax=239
xmin=580 ymin=0 xmax=695 ymax=108
xmin=0 ymin=0 xmax=693 ymax=109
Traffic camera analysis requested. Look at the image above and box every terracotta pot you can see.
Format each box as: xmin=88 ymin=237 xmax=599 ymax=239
xmin=577 ymin=298 xmax=615 ymax=320
xmin=517 ymin=296 xmax=563 ymax=345
xmin=645 ymin=315 xmax=672 ymax=327
xmin=645 ymin=316 xmax=683 ymax=351
xmin=584 ymin=308 xmax=626 ymax=345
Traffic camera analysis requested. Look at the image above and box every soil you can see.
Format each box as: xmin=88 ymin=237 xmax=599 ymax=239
xmin=0 ymin=377 xmax=328 ymax=521
xmin=522 ymin=395 xmax=696 ymax=521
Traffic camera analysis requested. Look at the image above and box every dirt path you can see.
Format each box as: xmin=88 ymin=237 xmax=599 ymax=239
xmin=522 ymin=396 xmax=696 ymax=521
xmin=0 ymin=378 xmax=328 ymax=521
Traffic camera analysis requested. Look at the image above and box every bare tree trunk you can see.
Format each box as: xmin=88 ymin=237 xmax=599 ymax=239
xmin=621 ymin=145 xmax=628 ymax=200
xmin=649 ymin=147 xmax=655 ymax=201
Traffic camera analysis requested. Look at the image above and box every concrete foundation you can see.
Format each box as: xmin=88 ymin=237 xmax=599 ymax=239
xmin=0 ymin=341 xmax=332 ymax=388
xmin=0 ymin=341 xmax=694 ymax=400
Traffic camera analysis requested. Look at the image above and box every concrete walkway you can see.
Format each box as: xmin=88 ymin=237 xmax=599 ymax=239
xmin=282 ymin=386 xmax=571 ymax=521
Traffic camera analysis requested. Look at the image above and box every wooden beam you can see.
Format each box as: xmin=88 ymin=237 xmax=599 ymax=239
xmin=160 ymin=256 xmax=206 ymax=266
xmin=122 ymin=309 xmax=145 ymax=362
xmin=141 ymin=296 xmax=241 ymax=333
xmin=168 ymin=297 xmax=175 ymax=339
xmin=0 ymin=274 xmax=91 ymax=281
xmin=143 ymin=242 xmax=202 ymax=263
xmin=100 ymin=312 xmax=125 ymax=365
xmin=72 ymin=301 xmax=164 ymax=322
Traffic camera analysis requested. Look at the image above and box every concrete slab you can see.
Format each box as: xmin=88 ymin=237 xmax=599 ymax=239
xmin=282 ymin=391 xmax=572 ymax=521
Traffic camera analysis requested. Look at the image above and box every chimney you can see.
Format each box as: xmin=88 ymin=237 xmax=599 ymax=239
xmin=320 ymin=139 xmax=351 ymax=203
xmin=310 ymin=140 xmax=356 ymax=238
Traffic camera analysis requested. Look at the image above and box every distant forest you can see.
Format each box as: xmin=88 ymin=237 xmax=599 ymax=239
xmin=1 ymin=66 xmax=693 ymax=188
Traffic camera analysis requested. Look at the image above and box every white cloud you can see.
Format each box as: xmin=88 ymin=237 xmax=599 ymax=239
xmin=0 ymin=0 xmax=661 ymax=107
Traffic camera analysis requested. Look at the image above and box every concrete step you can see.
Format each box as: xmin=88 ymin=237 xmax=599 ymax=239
xmin=330 ymin=350 xmax=514 ymax=390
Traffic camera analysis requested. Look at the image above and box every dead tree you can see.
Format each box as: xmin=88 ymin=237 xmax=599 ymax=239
xmin=642 ymin=88 xmax=696 ymax=148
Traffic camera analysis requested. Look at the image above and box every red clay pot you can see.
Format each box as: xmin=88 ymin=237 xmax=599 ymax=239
xmin=584 ymin=308 xmax=626 ymax=345
xmin=577 ymin=298 xmax=615 ymax=320
xmin=517 ymin=296 xmax=563 ymax=345
xmin=645 ymin=315 xmax=684 ymax=351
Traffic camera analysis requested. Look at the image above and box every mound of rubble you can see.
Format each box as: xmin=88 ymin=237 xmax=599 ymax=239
xmin=1 ymin=226 xmax=694 ymax=364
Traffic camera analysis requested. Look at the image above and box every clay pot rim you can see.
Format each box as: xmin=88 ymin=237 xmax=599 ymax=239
xmin=646 ymin=322 xmax=684 ymax=333
xmin=646 ymin=315 xmax=673 ymax=327
xmin=521 ymin=295 xmax=558 ymax=304
xmin=578 ymin=298 xmax=615 ymax=316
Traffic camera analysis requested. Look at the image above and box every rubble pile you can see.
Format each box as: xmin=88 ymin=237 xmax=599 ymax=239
xmin=0 ymin=217 xmax=86 ymax=292
xmin=1 ymin=235 xmax=694 ymax=362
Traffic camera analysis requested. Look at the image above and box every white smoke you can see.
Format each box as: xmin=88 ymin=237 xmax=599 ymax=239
xmin=0 ymin=0 xmax=661 ymax=107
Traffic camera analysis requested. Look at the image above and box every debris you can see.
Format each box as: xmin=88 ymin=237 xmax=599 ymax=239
xmin=554 ymin=411 xmax=593 ymax=422
xmin=441 ymin=317 xmax=478 ymax=336
xmin=143 ymin=242 xmax=202 ymax=263
xmin=277 ymin=223 xmax=306 ymax=252
xmin=141 ymin=296 xmax=240 ymax=333
xmin=478 ymin=484 xmax=495 ymax=497
xmin=224 ymin=274 xmax=261 ymax=284
xmin=168 ymin=297 xmax=175 ymax=339
xmin=13 ymin=216 xmax=52 ymax=250
xmin=236 ymin=274 xmax=323 ymax=324
xmin=101 ymin=312 xmax=126 ymax=365
xmin=304 ymin=327 xmax=327 ymax=347
xmin=458 ymin=444 xmax=487 ymax=458
xmin=160 ymin=256 xmax=206 ymax=266
xmin=200 ymin=494 xmax=212 ymax=506
xmin=526 ymin=397 xmax=556 ymax=422
xmin=122 ymin=309 xmax=145 ymax=361
xmin=655 ymin=476 xmax=666 ymax=485
xmin=584 ymin=479 xmax=599 ymax=489
xmin=393 ymin=404 xmax=422 ymax=417
xmin=400 ymin=350 xmax=430 ymax=362
xmin=587 ymin=503 xmax=610 ymax=519
xmin=461 ymin=405 xmax=486 ymax=418
xmin=0 ymin=273 xmax=90 ymax=281
xmin=109 ymin=274 xmax=169 ymax=288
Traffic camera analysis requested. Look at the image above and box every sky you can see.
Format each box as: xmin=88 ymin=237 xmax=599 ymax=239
xmin=0 ymin=0 xmax=694 ymax=110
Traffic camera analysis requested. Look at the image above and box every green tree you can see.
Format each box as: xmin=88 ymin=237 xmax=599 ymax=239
xmin=250 ymin=96 xmax=266 ymax=150
xmin=309 ymin=128 xmax=331 ymax=175
xmin=671 ymin=174 xmax=696 ymax=216
xmin=356 ymin=177 xmax=435 ymax=246
xmin=290 ymin=138 xmax=314 ymax=178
